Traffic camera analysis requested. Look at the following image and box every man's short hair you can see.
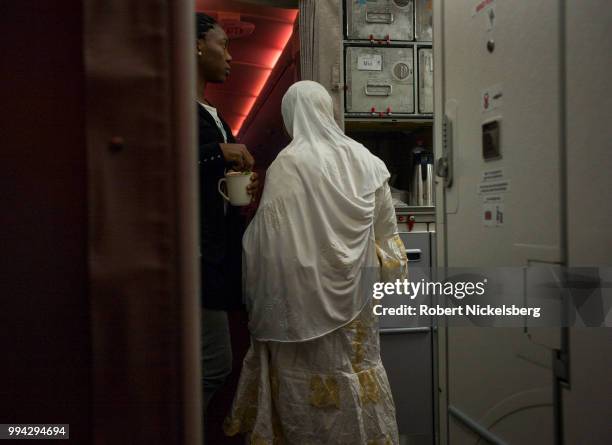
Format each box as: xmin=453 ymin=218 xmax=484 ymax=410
xmin=196 ymin=12 xmax=218 ymax=40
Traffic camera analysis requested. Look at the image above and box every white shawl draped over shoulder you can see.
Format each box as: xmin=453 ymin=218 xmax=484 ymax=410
xmin=243 ymin=81 xmax=390 ymax=342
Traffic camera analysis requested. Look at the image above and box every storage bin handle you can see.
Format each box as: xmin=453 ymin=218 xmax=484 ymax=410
xmin=365 ymin=83 xmax=392 ymax=96
xmin=406 ymin=249 xmax=422 ymax=262
xmin=366 ymin=11 xmax=394 ymax=24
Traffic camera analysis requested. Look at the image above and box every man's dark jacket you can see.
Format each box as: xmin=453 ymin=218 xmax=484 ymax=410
xmin=197 ymin=103 xmax=244 ymax=310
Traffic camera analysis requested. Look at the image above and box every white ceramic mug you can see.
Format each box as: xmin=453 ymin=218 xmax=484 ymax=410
xmin=218 ymin=171 xmax=253 ymax=206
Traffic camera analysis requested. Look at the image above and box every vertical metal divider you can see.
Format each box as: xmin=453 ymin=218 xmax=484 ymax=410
xmin=432 ymin=0 xmax=448 ymax=443
xmin=556 ymin=0 xmax=569 ymax=443
xmin=429 ymin=224 xmax=439 ymax=445
xmin=414 ymin=44 xmax=419 ymax=115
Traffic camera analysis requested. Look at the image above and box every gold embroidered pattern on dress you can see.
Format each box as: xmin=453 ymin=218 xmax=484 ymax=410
xmin=393 ymin=235 xmax=408 ymax=268
xmin=223 ymin=374 xmax=259 ymax=436
xmin=349 ymin=318 xmax=368 ymax=372
xmin=384 ymin=257 xmax=402 ymax=268
xmin=358 ymin=369 xmax=381 ymax=404
xmin=375 ymin=240 xmax=401 ymax=268
xmin=309 ymin=375 xmax=340 ymax=408
xmin=249 ymin=432 xmax=268 ymax=445
xmin=223 ymin=403 xmax=258 ymax=436
xmin=367 ymin=435 xmax=394 ymax=445
xmin=376 ymin=235 xmax=408 ymax=279
xmin=269 ymin=368 xmax=284 ymax=443
xmin=393 ymin=234 xmax=406 ymax=253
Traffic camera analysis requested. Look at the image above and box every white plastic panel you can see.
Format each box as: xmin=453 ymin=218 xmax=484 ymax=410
xmin=447 ymin=328 xmax=555 ymax=444
xmin=440 ymin=0 xmax=562 ymax=267
xmin=435 ymin=0 xmax=563 ymax=443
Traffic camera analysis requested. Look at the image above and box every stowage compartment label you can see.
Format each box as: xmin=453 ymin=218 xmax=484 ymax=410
xmin=357 ymin=54 xmax=383 ymax=71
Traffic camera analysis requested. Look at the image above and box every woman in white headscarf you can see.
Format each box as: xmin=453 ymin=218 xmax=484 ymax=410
xmin=224 ymin=81 xmax=407 ymax=444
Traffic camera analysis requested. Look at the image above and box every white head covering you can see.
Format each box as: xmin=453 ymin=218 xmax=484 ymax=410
xmin=243 ymin=81 xmax=390 ymax=342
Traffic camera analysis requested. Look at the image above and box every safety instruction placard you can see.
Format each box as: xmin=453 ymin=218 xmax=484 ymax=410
xmin=483 ymin=195 xmax=504 ymax=227
xmin=481 ymin=84 xmax=503 ymax=113
xmin=478 ymin=179 xmax=510 ymax=194
xmin=357 ymin=54 xmax=383 ymax=71
xmin=481 ymin=168 xmax=504 ymax=182
xmin=478 ymin=168 xmax=510 ymax=194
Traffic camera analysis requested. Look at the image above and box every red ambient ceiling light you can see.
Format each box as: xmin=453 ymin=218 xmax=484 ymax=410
xmin=231 ymin=10 xmax=298 ymax=135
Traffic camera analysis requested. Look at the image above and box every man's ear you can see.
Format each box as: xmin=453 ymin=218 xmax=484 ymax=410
xmin=196 ymin=39 xmax=205 ymax=55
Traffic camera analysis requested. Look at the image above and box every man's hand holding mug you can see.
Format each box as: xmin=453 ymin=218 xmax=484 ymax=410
xmin=219 ymin=143 xmax=259 ymax=203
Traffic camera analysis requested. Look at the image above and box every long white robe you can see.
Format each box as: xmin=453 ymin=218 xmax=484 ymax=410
xmin=225 ymin=81 xmax=408 ymax=444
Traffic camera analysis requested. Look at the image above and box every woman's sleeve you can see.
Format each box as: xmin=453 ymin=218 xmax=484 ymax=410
xmin=373 ymin=183 xmax=408 ymax=282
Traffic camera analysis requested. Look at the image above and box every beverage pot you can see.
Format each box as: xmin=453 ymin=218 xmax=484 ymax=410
xmin=410 ymin=141 xmax=434 ymax=206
